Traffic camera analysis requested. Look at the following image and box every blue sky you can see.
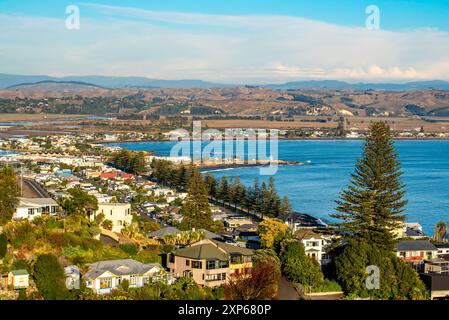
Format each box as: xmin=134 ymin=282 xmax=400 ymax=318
xmin=2 ymin=0 xmax=449 ymax=31
xmin=1 ymin=0 xmax=449 ymax=83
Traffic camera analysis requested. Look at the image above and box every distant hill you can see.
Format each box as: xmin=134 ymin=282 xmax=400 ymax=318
xmin=0 ymin=74 xmax=231 ymax=89
xmin=2 ymin=73 xmax=449 ymax=91
xmin=263 ymin=80 xmax=449 ymax=91
xmin=7 ymin=80 xmax=108 ymax=93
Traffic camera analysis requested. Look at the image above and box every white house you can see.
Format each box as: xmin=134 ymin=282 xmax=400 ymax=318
xmin=92 ymin=203 xmax=133 ymax=233
xmin=8 ymin=270 xmax=30 ymax=289
xmin=84 ymin=259 xmax=171 ymax=294
xmin=295 ymin=229 xmax=332 ymax=267
xmin=65 ymin=265 xmax=81 ymax=290
xmin=14 ymin=198 xmax=60 ymax=221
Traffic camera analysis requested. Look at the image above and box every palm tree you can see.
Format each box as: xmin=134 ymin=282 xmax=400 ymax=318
xmin=163 ymin=234 xmax=177 ymax=245
xmin=435 ymin=221 xmax=447 ymax=242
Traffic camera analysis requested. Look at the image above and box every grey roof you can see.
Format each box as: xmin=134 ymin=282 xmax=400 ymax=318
xmin=172 ymin=239 xmax=253 ymax=260
xmin=148 ymin=226 xmax=181 ymax=238
xmin=18 ymin=197 xmax=58 ymax=207
xmin=405 ymin=228 xmax=425 ymax=237
xmin=84 ymin=259 xmax=162 ymax=280
xmin=434 ymin=243 xmax=449 ymax=249
xmin=283 ymin=212 xmax=327 ymax=228
xmin=198 ymin=229 xmax=222 ymax=240
xmin=11 ymin=269 xmax=29 ymax=276
xmin=64 ymin=265 xmax=80 ymax=275
xmin=396 ymin=240 xmax=438 ymax=251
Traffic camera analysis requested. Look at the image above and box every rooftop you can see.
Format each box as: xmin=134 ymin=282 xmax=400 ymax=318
xmin=172 ymin=239 xmax=253 ymax=260
xmin=148 ymin=226 xmax=181 ymax=238
xmin=396 ymin=240 xmax=438 ymax=251
xmin=11 ymin=269 xmax=29 ymax=276
xmin=18 ymin=197 xmax=58 ymax=207
xmin=84 ymin=259 xmax=162 ymax=280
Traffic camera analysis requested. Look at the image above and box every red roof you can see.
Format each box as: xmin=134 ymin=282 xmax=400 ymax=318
xmin=121 ymin=173 xmax=135 ymax=180
xmin=100 ymin=172 xmax=117 ymax=179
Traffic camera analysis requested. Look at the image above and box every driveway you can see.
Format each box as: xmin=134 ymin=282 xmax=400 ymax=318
xmin=278 ymin=276 xmax=301 ymax=300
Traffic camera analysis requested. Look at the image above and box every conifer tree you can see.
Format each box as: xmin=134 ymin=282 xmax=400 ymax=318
xmin=229 ymin=177 xmax=244 ymax=211
xmin=332 ymin=122 xmax=407 ymax=251
xmin=204 ymin=173 xmax=217 ymax=198
xmin=249 ymin=178 xmax=261 ymax=214
xmin=279 ymin=196 xmax=292 ymax=217
xmin=180 ymin=170 xmax=213 ymax=230
xmin=217 ymin=176 xmax=230 ymax=206
xmin=0 ymin=166 xmax=20 ymax=225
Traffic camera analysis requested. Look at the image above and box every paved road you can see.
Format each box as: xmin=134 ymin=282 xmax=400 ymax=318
xmin=23 ymin=178 xmax=50 ymax=198
xmin=278 ymin=276 xmax=301 ymax=300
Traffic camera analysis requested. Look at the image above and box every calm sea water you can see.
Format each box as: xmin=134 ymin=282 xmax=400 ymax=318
xmin=110 ymin=140 xmax=449 ymax=234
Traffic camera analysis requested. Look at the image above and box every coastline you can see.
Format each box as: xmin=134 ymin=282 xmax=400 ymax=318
xmin=101 ymin=136 xmax=449 ymax=144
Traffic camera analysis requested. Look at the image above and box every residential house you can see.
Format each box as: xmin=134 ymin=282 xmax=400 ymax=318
xmin=167 ymin=239 xmax=253 ymax=287
xmin=7 ymin=270 xmax=29 ymax=289
xmin=434 ymin=243 xmax=449 ymax=256
xmin=65 ymin=265 xmax=81 ymax=290
xmin=295 ymin=229 xmax=332 ymax=266
xmin=92 ymin=203 xmax=133 ymax=233
xmin=283 ymin=212 xmax=327 ymax=232
xmin=224 ymin=216 xmax=255 ymax=230
xmin=148 ymin=226 xmax=182 ymax=239
xmin=424 ymin=256 xmax=449 ymax=274
xmin=396 ymin=240 xmax=438 ymax=270
xmin=13 ymin=197 xmax=60 ymax=221
xmin=420 ymin=273 xmax=449 ymax=299
xmin=84 ymin=259 xmax=169 ymax=294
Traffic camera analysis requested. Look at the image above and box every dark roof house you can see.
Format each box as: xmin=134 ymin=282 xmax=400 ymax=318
xmin=396 ymin=240 xmax=438 ymax=252
xmin=148 ymin=226 xmax=182 ymax=238
xmin=172 ymin=239 xmax=253 ymax=261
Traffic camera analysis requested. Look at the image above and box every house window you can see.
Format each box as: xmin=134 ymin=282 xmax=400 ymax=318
xmin=230 ymin=255 xmax=243 ymax=264
xmin=100 ymin=278 xmax=112 ymax=289
xmin=206 ymin=260 xmax=217 ymax=270
xmin=186 ymin=259 xmax=190 ymax=267
xmin=205 ymin=273 xmax=224 ymax=282
xmin=191 ymin=261 xmax=202 ymax=269
xmin=169 ymin=254 xmax=175 ymax=263
xmin=143 ymin=276 xmax=149 ymax=285
xmin=130 ymin=275 xmax=137 ymax=285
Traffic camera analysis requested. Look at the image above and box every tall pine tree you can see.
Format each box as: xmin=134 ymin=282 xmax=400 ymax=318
xmin=332 ymin=122 xmax=407 ymax=251
xmin=0 ymin=166 xmax=20 ymax=225
xmin=180 ymin=170 xmax=213 ymax=230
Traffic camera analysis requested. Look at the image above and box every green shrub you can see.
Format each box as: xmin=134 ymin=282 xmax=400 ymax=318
xmin=0 ymin=234 xmax=7 ymax=258
xmin=311 ymin=279 xmax=342 ymax=293
xmin=134 ymin=249 xmax=161 ymax=264
xmin=280 ymin=240 xmax=324 ymax=288
xmin=34 ymin=254 xmax=70 ymax=300
xmin=119 ymin=243 xmax=139 ymax=256
xmin=334 ymin=240 xmax=428 ymax=300
xmin=4 ymin=221 xmax=36 ymax=248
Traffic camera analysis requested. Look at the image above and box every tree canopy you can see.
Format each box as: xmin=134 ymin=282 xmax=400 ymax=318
xmin=280 ymin=240 xmax=323 ymax=288
xmin=332 ymin=122 xmax=407 ymax=251
xmin=0 ymin=166 xmax=20 ymax=224
xmin=258 ymin=218 xmax=291 ymax=249
xmin=180 ymin=170 xmax=213 ymax=230
xmin=33 ymin=254 xmax=70 ymax=300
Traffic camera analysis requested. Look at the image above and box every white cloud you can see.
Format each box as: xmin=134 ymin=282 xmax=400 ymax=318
xmin=1 ymin=5 xmax=449 ymax=83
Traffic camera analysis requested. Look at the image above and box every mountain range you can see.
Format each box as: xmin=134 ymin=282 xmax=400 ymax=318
xmin=2 ymin=73 xmax=449 ymax=91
